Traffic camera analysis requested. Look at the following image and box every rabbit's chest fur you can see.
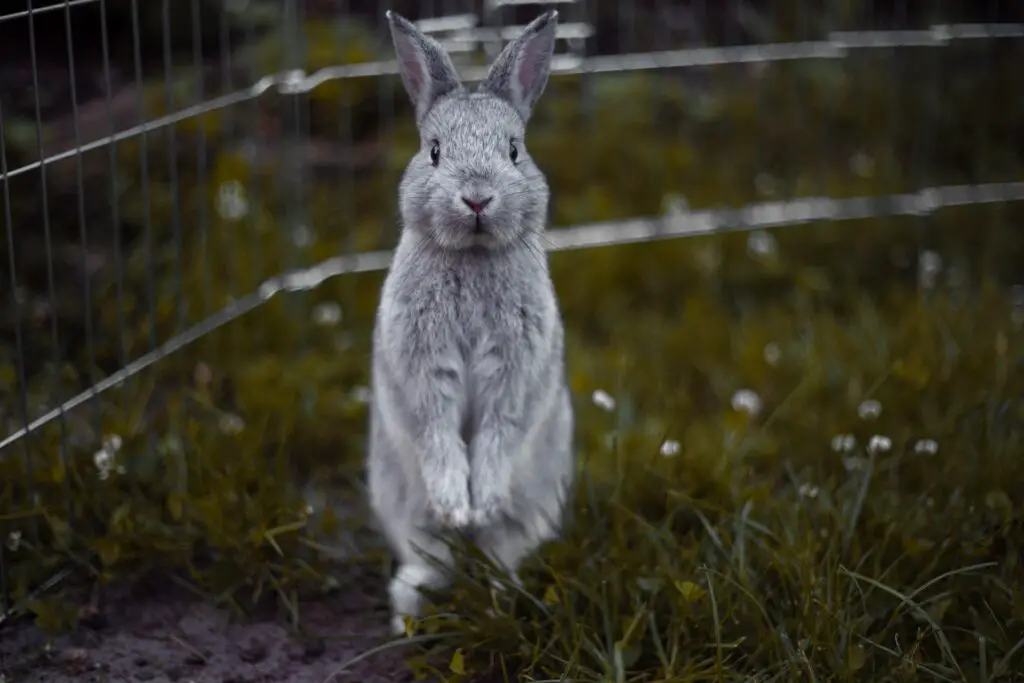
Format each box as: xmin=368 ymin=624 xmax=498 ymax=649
xmin=438 ymin=254 xmax=551 ymax=356
xmin=375 ymin=239 xmax=560 ymax=442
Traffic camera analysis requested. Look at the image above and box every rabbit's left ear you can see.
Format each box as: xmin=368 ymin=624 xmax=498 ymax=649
xmin=387 ymin=10 xmax=464 ymax=123
xmin=480 ymin=11 xmax=558 ymax=122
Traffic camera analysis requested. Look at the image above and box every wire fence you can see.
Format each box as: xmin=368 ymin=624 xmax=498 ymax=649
xmin=2 ymin=0 xmax=1024 ymax=631
xmin=6 ymin=21 xmax=1024 ymax=185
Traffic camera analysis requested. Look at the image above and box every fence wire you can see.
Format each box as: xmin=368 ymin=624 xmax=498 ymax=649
xmin=0 ymin=0 xmax=1022 ymax=559
xmin=2 ymin=22 xmax=1023 ymax=184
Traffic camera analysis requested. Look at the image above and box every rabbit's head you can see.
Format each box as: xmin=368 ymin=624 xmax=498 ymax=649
xmin=387 ymin=10 xmax=558 ymax=251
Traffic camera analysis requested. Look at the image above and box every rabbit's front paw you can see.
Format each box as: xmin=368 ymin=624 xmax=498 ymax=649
xmin=424 ymin=460 xmax=473 ymax=528
xmin=426 ymin=490 xmax=473 ymax=529
xmin=428 ymin=502 xmax=473 ymax=528
xmin=471 ymin=484 xmax=513 ymax=527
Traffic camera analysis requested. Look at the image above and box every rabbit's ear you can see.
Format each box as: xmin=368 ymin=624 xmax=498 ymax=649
xmin=387 ymin=11 xmax=463 ymax=123
xmin=480 ymin=11 xmax=558 ymax=122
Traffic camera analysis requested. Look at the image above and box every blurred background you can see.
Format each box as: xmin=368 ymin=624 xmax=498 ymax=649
xmin=2 ymin=0 xmax=1024 ymax=680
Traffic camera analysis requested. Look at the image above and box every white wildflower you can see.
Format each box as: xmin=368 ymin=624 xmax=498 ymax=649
xmin=312 ymin=302 xmax=342 ymax=327
xmin=918 ymin=250 xmax=942 ymax=289
xmin=730 ymin=389 xmax=763 ymax=417
xmin=659 ymin=439 xmax=681 ymax=457
xmin=350 ymin=385 xmax=371 ymax=404
xmin=842 ymin=456 xmax=868 ymax=472
xmin=93 ymin=434 xmax=122 ymax=480
xmin=798 ymin=483 xmax=820 ymax=499
xmin=93 ymin=448 xmax=112 ymax=470
xmin=830 ymin=434 xmax=856 ymax=453
xmin=662 ymin=193 xmax=688 ymax=216
xmin=292 ymin=224 xmax=316 ymax=248
xmin=591 ymin=389 xmax=616 ymax=412
xmin=215 ymin=180 xmax=249 ymax=221
xmin=849 ymin=151 xmax=875 ymax=178
xmin=755 ymin=172 xmax=778 ymax=197
xmin=6 ymin=530 xmax=22 ymax=552
xmin=762 ymin=342 xmax=782 ymax=366
xmin=219 ymin=413 xmax=245 ymax=435
xmin=857 ymin=399 xmax=882 ymax=421
xmin=913 ymin=438 xmax=939 ymax=455
xmin=746 ymin=230 xmax=777 ymax=259
xmin=867 ymin=434 xmax=892 ymax=454
xmin=692 ymin=243 xmax=722 ymax=275
xmin=332 ymin=332 xmax=354 ymax=352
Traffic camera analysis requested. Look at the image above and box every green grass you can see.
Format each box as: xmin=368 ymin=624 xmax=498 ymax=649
xmin=392 ymin=246 xmax=1024 ymax=681
xmin=2 ymin=19 xmax=1024 ymax=682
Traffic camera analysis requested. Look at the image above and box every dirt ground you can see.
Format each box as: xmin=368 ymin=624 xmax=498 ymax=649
xmin=0 ymin=575 xmax=416 ymax=683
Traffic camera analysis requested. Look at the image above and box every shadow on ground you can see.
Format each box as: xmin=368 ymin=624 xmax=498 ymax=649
xmin=1 ymin=576 xmax=411 ymax=683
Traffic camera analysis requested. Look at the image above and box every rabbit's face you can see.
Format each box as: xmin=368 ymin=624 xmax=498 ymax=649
xmin=399 ymin=93 xmax=548 ymax=250
xmin=388 ymin=9 xmax=558 ymax=251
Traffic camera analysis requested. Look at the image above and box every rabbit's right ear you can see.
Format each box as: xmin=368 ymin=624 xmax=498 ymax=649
xmin=387 ymin=11 xmax=464 ymax=123
xmin=479 ymin=10 xmax=558 ymax=123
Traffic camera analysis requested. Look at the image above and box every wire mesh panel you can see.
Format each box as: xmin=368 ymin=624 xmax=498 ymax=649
xmin=1 ymin=0 xmax=1024 ymax=680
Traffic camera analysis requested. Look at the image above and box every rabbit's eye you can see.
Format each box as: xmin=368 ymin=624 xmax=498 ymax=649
xmin=429 ymin=141 xmax=440 ymax=167
xmin=509 ymin=140 xmax=519 ymax=164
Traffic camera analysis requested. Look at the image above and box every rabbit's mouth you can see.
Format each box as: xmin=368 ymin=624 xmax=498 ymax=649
xmin=453 ymin=213 xmax=499 ymax=247
xmin=467 ymin=226 xmax=499 ymax=248
xmin=432 ymin=209 xmax=517 ymax=250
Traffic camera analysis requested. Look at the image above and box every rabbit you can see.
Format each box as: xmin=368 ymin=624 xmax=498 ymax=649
xmin=366 ymin=9 xmax=574 ymax=634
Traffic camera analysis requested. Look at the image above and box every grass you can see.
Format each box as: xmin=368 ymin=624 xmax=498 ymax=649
xmin=2 ymin=17 xmax=1024 ymax=682
xmin=396 ymin=252 xmax=1024 ymax=681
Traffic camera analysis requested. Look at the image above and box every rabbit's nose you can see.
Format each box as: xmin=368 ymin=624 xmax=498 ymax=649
xmin=461 ymin=196 xmax=493 ymax=215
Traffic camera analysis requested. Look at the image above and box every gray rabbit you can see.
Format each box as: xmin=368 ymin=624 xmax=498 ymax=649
xmin=367 ymin=10 xmax=574 ymax=634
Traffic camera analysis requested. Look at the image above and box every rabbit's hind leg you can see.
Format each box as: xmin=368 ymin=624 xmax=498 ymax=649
xmin=387 ymin=523 xmax=453 ymax=635
xmin=367 ymin=413 xmax=453 ymax=634
xmin=474 ymin=512 xmax=557 ymax=593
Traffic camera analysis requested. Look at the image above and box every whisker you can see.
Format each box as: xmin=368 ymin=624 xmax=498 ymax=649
xmin=515 ymin=231 xmax=550 ymax=273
